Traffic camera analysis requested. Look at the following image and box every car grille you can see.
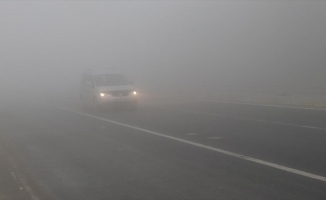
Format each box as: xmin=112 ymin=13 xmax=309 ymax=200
xmin=108 ymin=90 xmax=131 ymax=97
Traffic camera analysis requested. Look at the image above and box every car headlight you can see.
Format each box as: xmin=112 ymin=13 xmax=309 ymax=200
xmin=100 ymin=92 xmax=109 ymax=97
xmin=133 ymin=91 xmax=137 ymax=95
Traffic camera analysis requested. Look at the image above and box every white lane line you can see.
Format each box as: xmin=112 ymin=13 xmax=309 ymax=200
xmin=10 ymin=171 xmax=17 ymax=181
xmin=6 ymin=151 xmax=40 ymax=200
xmin=41 ymin=102 xmax=326 ymax=182
xmin=148 ymin=95 xmax=326 ymax=111
xmin=169 ymin=108 xmax=326 ymax=132
xmin=21 ymin=180 xmax=40 ymax=200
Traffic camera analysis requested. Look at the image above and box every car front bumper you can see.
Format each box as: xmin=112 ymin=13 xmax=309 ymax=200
xmin=98 ymin=96 xmax=137 ymax=106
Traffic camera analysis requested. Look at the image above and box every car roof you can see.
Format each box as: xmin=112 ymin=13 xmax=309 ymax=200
xmin=84 ymin=68 xmax=120 ymax=75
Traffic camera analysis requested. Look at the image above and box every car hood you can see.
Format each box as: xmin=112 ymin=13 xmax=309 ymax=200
xmin=96 ymin=85 xmax=134 ymax=92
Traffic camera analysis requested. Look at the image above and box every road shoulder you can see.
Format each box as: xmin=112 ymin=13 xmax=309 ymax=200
xmin=0 ymin=133 xmax=55 ymax=200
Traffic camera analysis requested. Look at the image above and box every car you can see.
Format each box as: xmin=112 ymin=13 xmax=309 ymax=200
xmin=79 ymin=68 xmax=137 ymax=111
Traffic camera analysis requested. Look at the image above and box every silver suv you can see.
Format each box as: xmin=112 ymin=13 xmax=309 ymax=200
xmin=80 ymin=69 xmax=137 ymax=111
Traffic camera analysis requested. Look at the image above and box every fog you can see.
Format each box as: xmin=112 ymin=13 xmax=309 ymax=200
xmin=1 ymin=1 xmax=326 ymax=97
xmin=2 ymin=2 xmax=326 ymax=199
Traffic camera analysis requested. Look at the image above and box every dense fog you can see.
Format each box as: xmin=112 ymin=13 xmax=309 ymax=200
xmin=1 ymin=1 xmax=326 ymax=97
xmin=1 ymin=2 xmax=326 ymax=200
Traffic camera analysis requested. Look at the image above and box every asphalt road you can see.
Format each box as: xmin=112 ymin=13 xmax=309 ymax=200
xmin=0 ymin=94 xmax=326 ymax=200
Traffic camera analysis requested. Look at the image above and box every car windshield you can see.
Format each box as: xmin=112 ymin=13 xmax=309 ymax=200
xmin=93 ymin=74 xmax=129 ymax=86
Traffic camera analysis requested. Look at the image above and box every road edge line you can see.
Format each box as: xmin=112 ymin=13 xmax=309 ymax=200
xmin=42 ymin=102 xmax=326 ymax=183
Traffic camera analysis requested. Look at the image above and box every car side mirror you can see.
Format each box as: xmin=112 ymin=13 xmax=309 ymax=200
xmin=86 ymin=81 xmax=93 ymax=87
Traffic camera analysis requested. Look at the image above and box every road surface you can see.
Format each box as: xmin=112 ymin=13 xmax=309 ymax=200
xmin=0 ymin=93 xmax=325 ymax=200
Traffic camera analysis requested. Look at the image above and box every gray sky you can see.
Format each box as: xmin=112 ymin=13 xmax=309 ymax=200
xmin=1 ymin=1 xmax=326 ymax=94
